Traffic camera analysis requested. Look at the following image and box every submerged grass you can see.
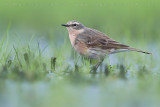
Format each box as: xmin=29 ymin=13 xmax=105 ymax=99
xmin=0 ymin=31 xmax=156 ymax=81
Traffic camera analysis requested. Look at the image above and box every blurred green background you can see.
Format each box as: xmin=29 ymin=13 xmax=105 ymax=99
xmin=0 ymin=0 xmax=159 ymax=40
xmin=0 ymin=0 xmax=160 ymax=107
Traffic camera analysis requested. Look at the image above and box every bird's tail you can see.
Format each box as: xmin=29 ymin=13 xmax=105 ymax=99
xmin=128 ymin=47 xmax=152 ymax=55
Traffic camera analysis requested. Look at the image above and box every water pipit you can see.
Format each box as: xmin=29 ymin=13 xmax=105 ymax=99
xmin=62 ymin=21 xmax=151 ymax=71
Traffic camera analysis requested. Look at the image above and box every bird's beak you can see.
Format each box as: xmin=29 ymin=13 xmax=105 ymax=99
xmin=61 ymin=24 xmax=69 ymax=27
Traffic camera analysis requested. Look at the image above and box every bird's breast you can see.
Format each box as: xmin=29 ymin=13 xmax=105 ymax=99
xmin=68 ymin=29 xmax=84 ymax=47
xmin=69 ymin=34 xmax=76 ymax=47
xmin=68 ymin=29 xmax=87 ymax=55
xmin=68 ymin=34 xmax=88 ymax=55
xmin=74 ymin=40 xmax=88 ymax=55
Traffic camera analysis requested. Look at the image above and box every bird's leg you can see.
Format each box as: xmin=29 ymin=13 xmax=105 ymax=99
xmin=90 ymin=58 xmax=104 ymax=73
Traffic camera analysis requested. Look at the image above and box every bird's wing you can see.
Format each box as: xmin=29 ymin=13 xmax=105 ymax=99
xmin=76 ymin=28 xmax=130 ymax=50
xmin=75 ymin=28 xmax=151 ymax=55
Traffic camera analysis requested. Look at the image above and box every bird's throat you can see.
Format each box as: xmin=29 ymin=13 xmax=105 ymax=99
xmin=69 ymin=34 xmax=76 ymax=47
xmin=68 ymin=29 xmax=84 ymax=47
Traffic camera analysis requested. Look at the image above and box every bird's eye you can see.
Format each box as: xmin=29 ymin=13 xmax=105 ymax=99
xmin=73 ymin=24 xmax=77 ymax=26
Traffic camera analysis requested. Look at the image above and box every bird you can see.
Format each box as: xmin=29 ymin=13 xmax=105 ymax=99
xmin=61 ymin=20 xmax=152 ymax=72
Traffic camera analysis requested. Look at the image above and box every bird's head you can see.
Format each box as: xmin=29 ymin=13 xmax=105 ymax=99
xmin=62 ymin=21 xmax=85 ymax=32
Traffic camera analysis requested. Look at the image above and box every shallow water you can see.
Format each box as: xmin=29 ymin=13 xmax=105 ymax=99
xmin=1 ymin=70 xmax=160 ymax=107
